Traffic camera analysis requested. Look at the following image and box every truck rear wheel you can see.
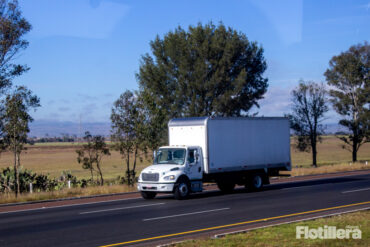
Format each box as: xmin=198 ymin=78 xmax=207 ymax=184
xmin=141 ymin=191 xmax=157 ymax=199
xmin=217 ymin=181 xmax=235 ymax=193
xmin=174 ymin=179 xmax=190 ymax=200
xmin=247 ymin=174 xmax=263 ymax=191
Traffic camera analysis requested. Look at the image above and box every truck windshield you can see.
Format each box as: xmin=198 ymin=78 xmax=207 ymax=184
xmin=154 ymin=148 xmax=186 ymax=165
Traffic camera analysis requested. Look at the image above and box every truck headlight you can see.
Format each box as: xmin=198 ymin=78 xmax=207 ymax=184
xmin=163 ymin=175 xmax=175 ymax=181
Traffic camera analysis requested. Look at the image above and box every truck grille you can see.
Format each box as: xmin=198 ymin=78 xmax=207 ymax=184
xmin=142 ymin=173 xmax=159 ymax=182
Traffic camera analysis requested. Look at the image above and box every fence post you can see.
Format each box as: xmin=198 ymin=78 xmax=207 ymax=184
xmin=29 ymin=183 xmax=33 ymax=193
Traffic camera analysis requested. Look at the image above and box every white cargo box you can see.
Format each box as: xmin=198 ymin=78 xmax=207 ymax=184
xmin=168 ymin=117 xmax=291 ymax=174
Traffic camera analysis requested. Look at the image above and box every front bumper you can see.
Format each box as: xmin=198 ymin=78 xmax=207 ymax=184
xmin=137 ymin=182 xmax=175 ymax=192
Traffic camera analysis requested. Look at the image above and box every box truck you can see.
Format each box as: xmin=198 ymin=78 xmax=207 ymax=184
xmin=137 ymin=117 xmax=291 ymax=199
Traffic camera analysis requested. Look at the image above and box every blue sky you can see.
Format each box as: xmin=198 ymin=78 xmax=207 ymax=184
xmin=14 ymin=0 xmax=370 ymax=125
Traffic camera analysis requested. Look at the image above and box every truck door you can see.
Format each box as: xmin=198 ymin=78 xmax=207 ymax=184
xmin=186 ymin=148 xmax=202 ymax=180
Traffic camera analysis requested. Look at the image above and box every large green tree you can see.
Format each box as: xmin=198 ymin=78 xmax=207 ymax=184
xmin=288 ymin=81 xmax=328 ymax=167
xmin=137 ymin=22 xmax=268 ymax=141
xmin=0 ymin=0 xmax=31 ymax=94
xmin=0 ymin=86 xmax=40 ymax=196
xmin=324 ymin=42 xmax=369 ymax=162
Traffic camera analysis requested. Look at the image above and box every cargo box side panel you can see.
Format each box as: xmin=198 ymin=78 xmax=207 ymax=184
xmin=169 ymin=125 xmax=209 ymax=172
xmin=207 ymin=119 xmax=290 ymax=173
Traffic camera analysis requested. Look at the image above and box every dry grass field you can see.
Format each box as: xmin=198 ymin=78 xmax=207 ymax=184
xmin=0 ymin=136 xmax=369 ymax=180
xmin=291 ymin=136 xmax=370 ymax=167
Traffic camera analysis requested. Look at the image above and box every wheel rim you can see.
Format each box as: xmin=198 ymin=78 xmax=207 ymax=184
xmin=253 ymin=175 xmax=262 ymax=188
xmin=178 ymin=183 xmax=188 ymax=196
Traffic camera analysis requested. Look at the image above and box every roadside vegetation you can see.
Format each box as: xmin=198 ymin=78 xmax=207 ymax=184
xmin=0 ymin=184 xmax=137 ymax=204
xmin=174 ymin=210 xmax=370 ymax=247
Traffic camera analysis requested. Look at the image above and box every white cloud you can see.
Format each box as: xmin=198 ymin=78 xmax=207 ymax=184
xmin=256 ymin=85 xmax=294 ymax=116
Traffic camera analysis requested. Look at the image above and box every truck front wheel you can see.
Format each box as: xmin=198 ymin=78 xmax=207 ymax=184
xmin=174 ymin=179 xmax=190 ymax=200
xmin=141 ymin=191 xmax=157 ymax=199
xmin=217 ymin=181 xmax=235 ymax=193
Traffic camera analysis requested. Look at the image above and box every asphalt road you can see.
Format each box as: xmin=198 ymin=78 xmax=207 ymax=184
xmin=1 ymin=173 xmax=370 ymax=247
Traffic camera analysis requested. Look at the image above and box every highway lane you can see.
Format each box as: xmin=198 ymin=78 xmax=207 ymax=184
xmin=0 ymin=173 xmax=369 ymax=247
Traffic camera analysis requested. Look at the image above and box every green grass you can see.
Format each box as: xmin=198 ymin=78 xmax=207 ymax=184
xmin=175 ymin=210 xmax=370 ymax=247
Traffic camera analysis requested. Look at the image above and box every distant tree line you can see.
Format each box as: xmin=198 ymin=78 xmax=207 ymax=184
xmin=28 ymin=134 xmax=79 ymax=144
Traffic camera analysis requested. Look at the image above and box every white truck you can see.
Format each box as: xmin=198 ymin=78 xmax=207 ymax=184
xmin=137 ymin=117 xmax=291 ymax=199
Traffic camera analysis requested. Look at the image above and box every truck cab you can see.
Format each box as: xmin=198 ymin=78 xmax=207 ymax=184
xmin=137 ymin=146 xmax=203 ymax=199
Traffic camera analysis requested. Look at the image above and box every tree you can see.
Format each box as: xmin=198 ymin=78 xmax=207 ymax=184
xmin=324 ymin=42 xmax=370 ymax=162
xmin=288 ymin=81 xmax=328 ymax=167
xmin=0 ymin=0 xmax=31 ymax=94
xmin=76 ymin=131 xmax=110 ymax=186
xmin=111 ymin=90 xmax=147 ymax=185
xmin=0 ymin=86 xmax=40 ymax=196
xmin=137 ymin=22 xmax=268 ymax=140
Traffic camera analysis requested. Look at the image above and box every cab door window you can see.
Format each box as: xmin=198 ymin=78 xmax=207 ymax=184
xmin=187 ymin=149 xmax=195 ymax=164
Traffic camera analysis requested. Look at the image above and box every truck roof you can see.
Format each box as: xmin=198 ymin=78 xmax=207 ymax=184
xmin=159 ymin=145 xmax=192 ymax=149
xmin=168 ymin=116 xmax=288 ymax=127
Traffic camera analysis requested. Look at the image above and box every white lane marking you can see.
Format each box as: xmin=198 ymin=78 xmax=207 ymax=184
xmin=79 ymin=203 xmax=165 ymax=215
xmin=143 ymin=207 xmax=230 ymax=221
xmin=342 ymin=187 xmax=370 ymax=194
xmin=0 ymin=197 xmax=143 ymax=215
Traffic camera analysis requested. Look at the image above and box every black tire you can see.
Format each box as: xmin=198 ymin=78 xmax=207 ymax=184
xmin=141 ymin=191 xmax=157 ymax=199
xmin=174 ymin=179 xmax=190 ymax=200
xmin=247 ymin=174 xmax=263 ymax=191
xmin=217 ymin=181 xmax=235 ymax=193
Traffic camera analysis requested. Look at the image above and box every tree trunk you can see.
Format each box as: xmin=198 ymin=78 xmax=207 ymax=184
xmin=132 ymin=146 xmax=138 ymax=183
xmin=13 ymin=142 xmax=18 ymax=197
xmin=96 ymin=162 xmax=104 ymax=186
xmin=126 ymin=150 xmax=131 ymax=185
xmin=13 ymin=123 xmax=20 ymax=197
xmin=352 ymin=139 xmax=357 ymax=162
xmin=312 ymin=144 xmax=317 ymax=167
xmin=17 ymin=152 xmax=21 ymax=195
xmin=310 ymin=132 xmax=317 ymax=167
xmin=90 ymin=167 xmax=94 ymax=183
